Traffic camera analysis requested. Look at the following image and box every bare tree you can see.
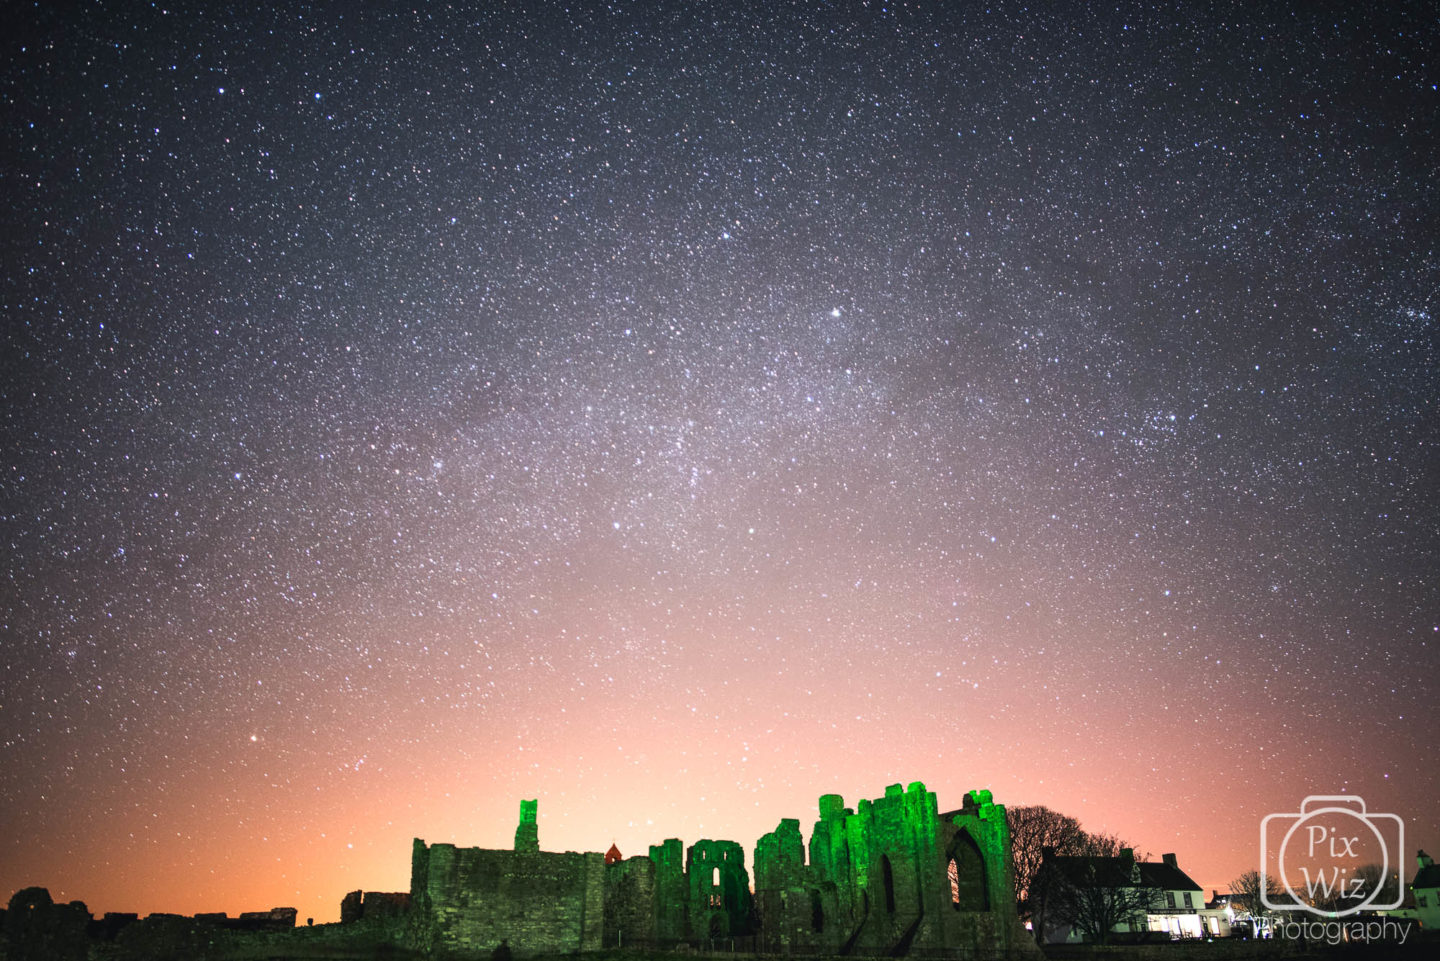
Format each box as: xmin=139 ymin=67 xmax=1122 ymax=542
xmin=1032 ymin=839 xmax=1159 ymax=944
xmin=1229 ymin=869 xmax=1284 ymax=934
xmin=1230 ymin=869 xmax=1280 ymax=905
xmin=1006 ymin=805 xmax=1084 ymax=923
xmin=1078 ymin=831 xmax=1135 ymax=859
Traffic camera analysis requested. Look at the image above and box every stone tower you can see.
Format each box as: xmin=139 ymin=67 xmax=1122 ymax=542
xmin=514 ymin=798 xmax=539 ymax=852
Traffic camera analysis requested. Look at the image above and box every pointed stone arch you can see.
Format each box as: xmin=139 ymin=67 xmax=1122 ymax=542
xmin=946 ymin=828 xmax=989 ymax=911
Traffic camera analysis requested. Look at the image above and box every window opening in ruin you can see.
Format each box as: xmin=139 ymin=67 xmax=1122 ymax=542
xmin=713 ymin=866 xmax=721 ymax=888
xmin=811 ymin=890 xmax=824 ymax=933
xmin=949 ymin=830 xmax=989 ymax=911
xmin=882 ymin=855 xmax=896 ymax=913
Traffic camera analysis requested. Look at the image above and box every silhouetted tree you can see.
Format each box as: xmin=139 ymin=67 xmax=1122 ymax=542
xmin=1031 ymin=839 xmax=1158 ymax=944
xmin=1229 ymin=868 xmax=1285 ymax=926
xmin=1006 ymin=804 xmax=1084 ymax=923
xmin=1076 ymin=831 xmax=1134 ymax=858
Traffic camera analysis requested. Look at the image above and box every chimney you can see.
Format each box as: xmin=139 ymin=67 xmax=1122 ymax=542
xmin=1120 ymin=848 xmax=1134 ymax=862
xmin=1162 ymin=853 xmax=1177 ymax=868
xmin=1042 ymin=846 xmax=1055 ymax=860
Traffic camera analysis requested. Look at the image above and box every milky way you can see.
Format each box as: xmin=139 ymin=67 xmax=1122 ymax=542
xmin=3 ymin=1 xmax=1436 ymax=921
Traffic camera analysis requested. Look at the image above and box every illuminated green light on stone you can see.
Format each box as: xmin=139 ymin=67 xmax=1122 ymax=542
xmin=409 ymin=783 xmax=1034 ymax=958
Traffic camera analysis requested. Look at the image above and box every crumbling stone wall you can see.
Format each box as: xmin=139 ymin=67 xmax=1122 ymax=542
xmin=340 ymin=890 xmax=363 ymax=925
xmin=601 ymin=837 xmax=755 ymax=948
xmin=648 ymin=838 xmax=686 ymax=943
xmin=938 ymin=788 xmax=1032 ymax=955
xmin=686 ymin=839 xmax=754 ymax=940
xmin=95 ymin=911 xmax=140 ymax=941
xmin=752 ymin=782 xmax=1036 ymax=958
xmin=341 ymin=889 xmax=410 ymax=924
xmin=4 ymin=887 xmax=89 ymax=961
xmin=236 ymin=905 xmax=298 ymax=929
xmin=755 ymin=818 xmax=841 ymax=953
xmin=602 ymin=855 xmax=657 ymax=947
xmin=404 ymin=782 xmax=1030 ymax=959
xmin=410 ymin=838 xmax=604 ymax=956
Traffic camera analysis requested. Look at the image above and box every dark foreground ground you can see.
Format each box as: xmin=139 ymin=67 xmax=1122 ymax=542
xmin=4 ymin=945 xmax=1431 ymax=961
xmin=6 ymin=919 xmax=1436 ymax=961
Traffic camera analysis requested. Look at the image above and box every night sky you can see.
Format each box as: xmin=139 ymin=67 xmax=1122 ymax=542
xmin=3 ymin=1 xmax=1436 ymax=924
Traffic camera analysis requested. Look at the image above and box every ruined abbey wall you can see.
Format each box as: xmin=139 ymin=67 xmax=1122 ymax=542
xmin=602 ymin=855 xmax=656 ymax=947
xmin=751 ymin=782 xmax=1033 ymax=957
xmin=648 ymin=837 xmax=687 ymax=942
xmin=409 ymin=784 xmax=1033 ymax=959
xmin=410 ymin=837 xmax=604 ymax=956
xmin=686 ymin=838 xmax=755 ymax=940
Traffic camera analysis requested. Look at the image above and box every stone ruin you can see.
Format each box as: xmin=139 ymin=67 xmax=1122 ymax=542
xmin=3 ymin=780 xmax=1034 ymax=959
xmin=3 ymin=886 xmax=91 ymax=961
xmin=340 ymin=889 xmax=412 ymax=924
xmin=2 ymin=885 xmax=301 ymax=961
xmin=408 ymin=781 xmax=1037 ymax=958
xmin=749 ymin=783 xmax=1030 ymax=957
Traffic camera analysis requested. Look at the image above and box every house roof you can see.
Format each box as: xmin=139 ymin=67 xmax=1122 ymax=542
xmin=1139 ymin=861 xmax=1203 ymax=892
xmin=1042 ymin=855 xmax=1140 ymax=889
xmin=1041 ymin=854 xmax=1201 ymax=892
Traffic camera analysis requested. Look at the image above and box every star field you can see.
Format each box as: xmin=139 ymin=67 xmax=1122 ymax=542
xmin=2 ymin=1 xmax=1436 ymax=922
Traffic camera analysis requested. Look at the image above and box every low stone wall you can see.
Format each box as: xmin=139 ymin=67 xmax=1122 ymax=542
xmin=88 ymin=915 xmax=413 ymax=960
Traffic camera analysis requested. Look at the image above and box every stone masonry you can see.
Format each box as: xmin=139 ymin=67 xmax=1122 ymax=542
xmin=751 ymin=782 xmax=1034 ymax=957
xmin=410 ymin=801 xmax=605 ymax=956
xmin=513 ymin=799 xmax=539 ymax=853
xmin=410 ymin=784 xmax=1035 ymax=959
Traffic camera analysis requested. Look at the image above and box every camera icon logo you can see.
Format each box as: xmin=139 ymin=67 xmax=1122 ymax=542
xmin=1260 ymin=795 xmax=1404 ymax=917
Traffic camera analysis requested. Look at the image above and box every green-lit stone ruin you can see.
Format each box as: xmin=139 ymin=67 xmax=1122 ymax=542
xmin=407 ymin=782 xmax=1037 ymax=958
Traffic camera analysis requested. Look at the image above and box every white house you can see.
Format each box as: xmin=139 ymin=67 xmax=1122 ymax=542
xmin=1410 ymin=850 xmax=1440 ymax=930
xmin=1034 ymin=849 xmax=1205 ymax=943
xmin=1139 ymin=854 xmax=1206 ymax=939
